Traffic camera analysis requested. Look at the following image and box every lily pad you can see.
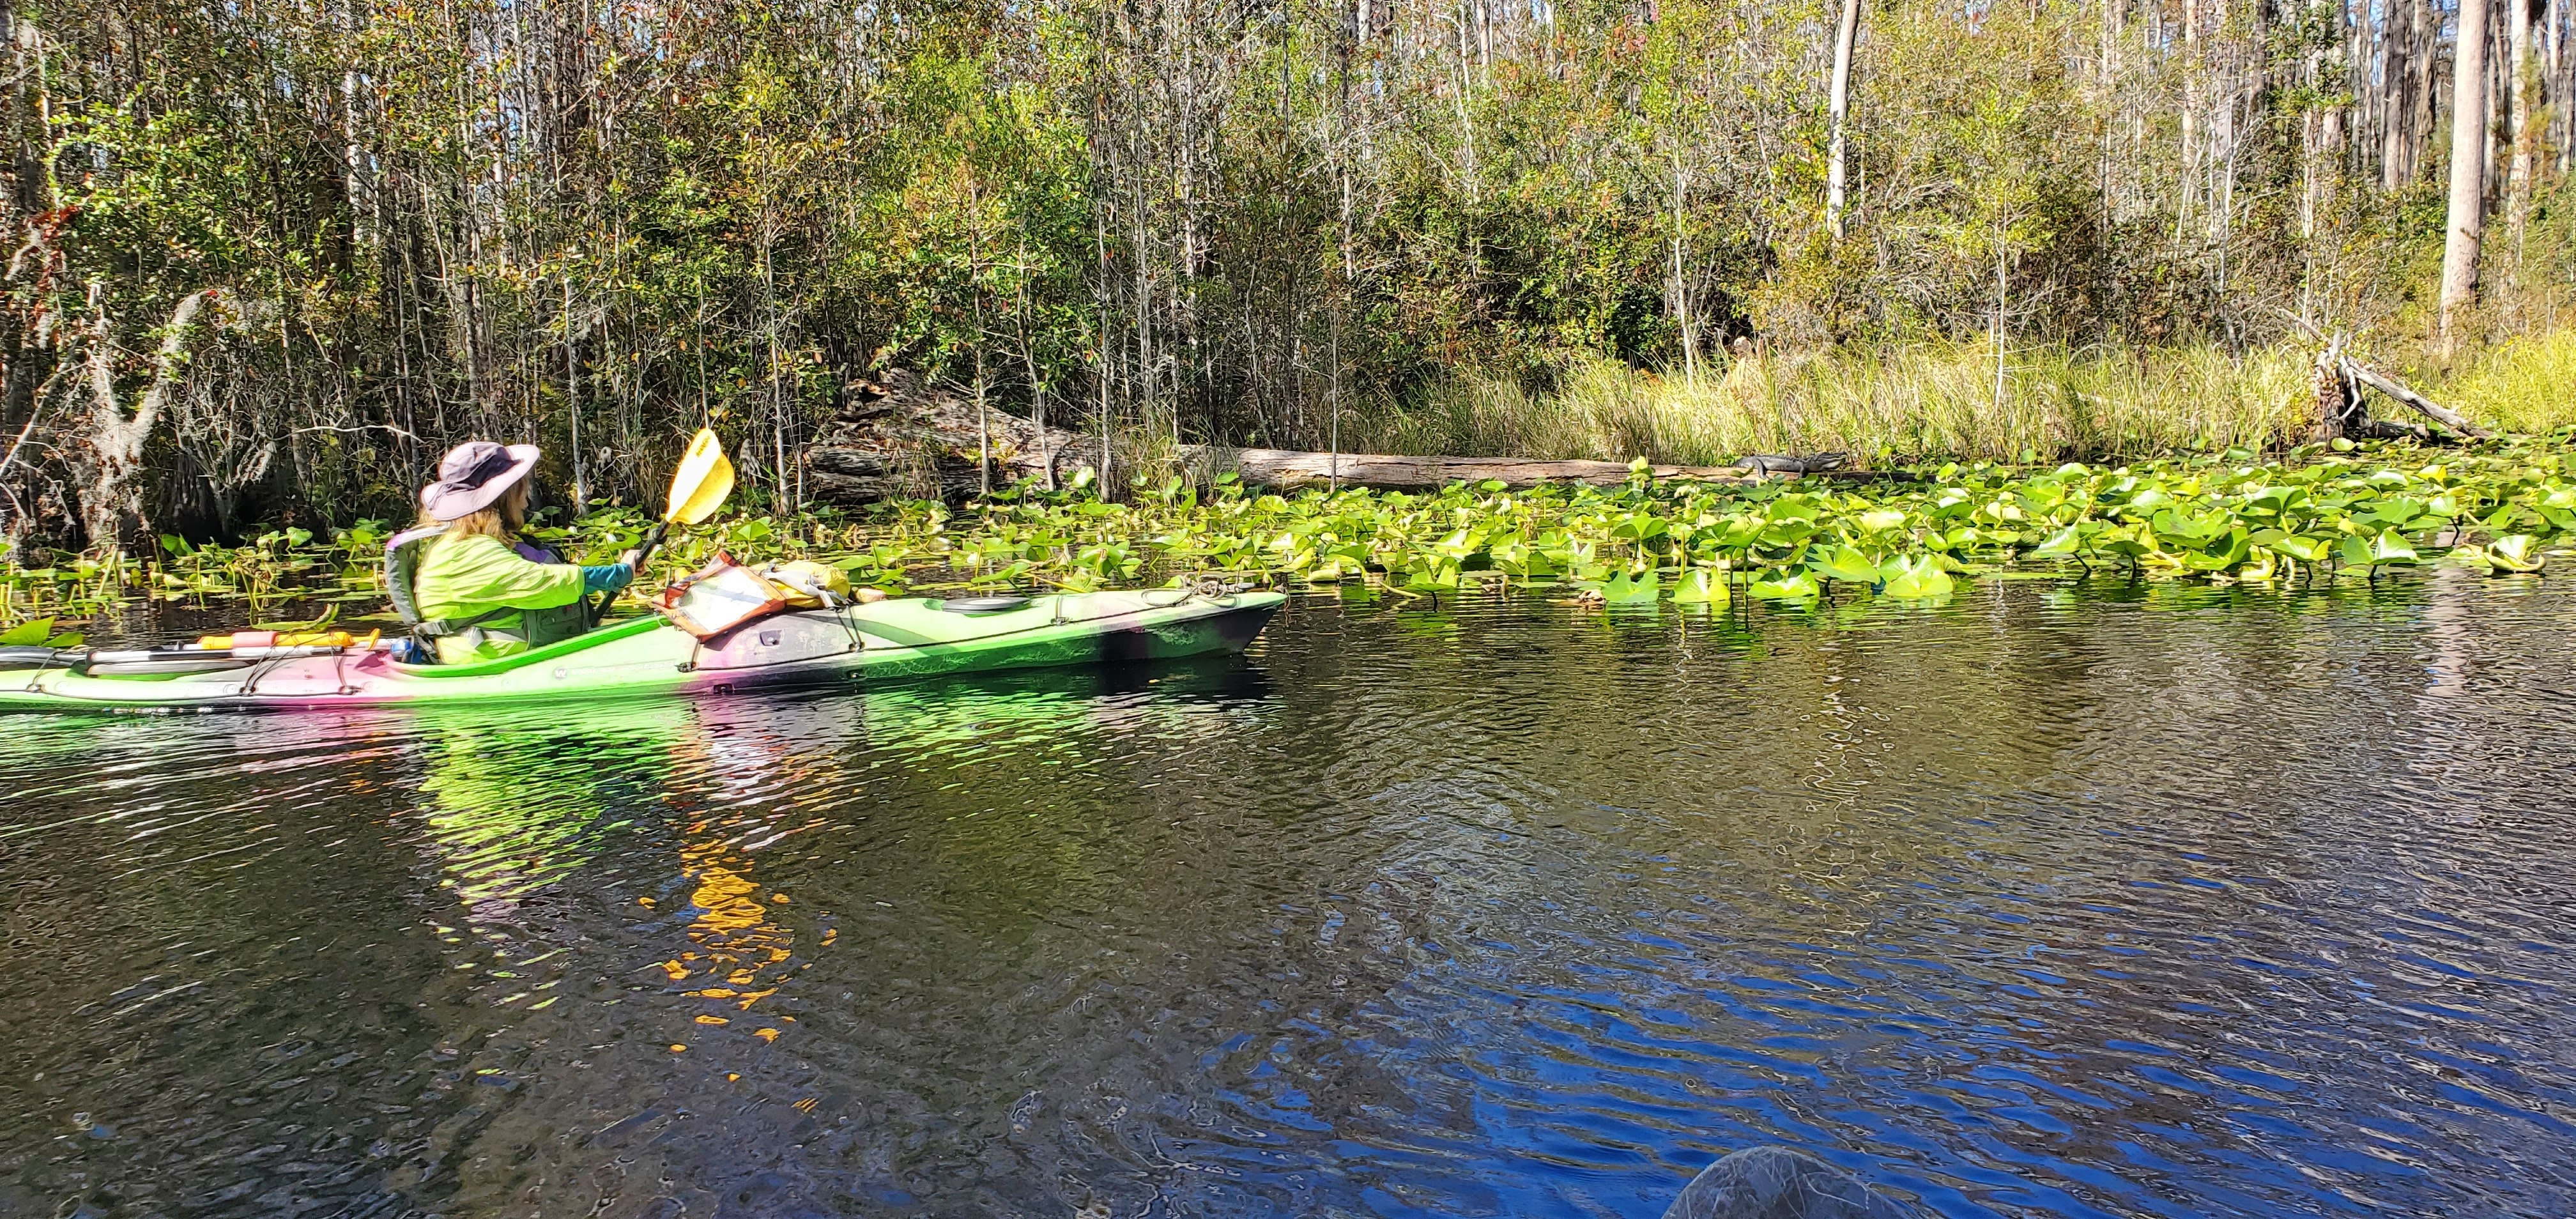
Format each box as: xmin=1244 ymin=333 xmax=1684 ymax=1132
xmin=1807 ymin=544 xmax=1882 ymax=585
xmin=1595 ymin=569 xmax=1660 ymax=604
xmin=1748 ymin=571 xmax=1820 ymax=601
xmin=2271 ymin=535 xmax=2332 ymax=563
xmin=2028 ymin=525 xmax=2085 ymax=558
xmin=1878 ymin=554 xmax=1955 ymax=601
xmin=2478 ymin=534 xmax=2545 ymax=574
xmin=2368 ymin=530 xmax=2420 ymax=565
xmin=1669 ymin=567 xmax=1728 ymax=605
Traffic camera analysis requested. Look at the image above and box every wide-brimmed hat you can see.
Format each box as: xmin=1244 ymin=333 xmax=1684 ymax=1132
xmin=420 ymin=441 xmax=541 ymax=521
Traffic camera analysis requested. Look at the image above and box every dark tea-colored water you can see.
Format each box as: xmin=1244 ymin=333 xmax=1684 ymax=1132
xmin=4 ymin=573 xmax=2573 ymax=1218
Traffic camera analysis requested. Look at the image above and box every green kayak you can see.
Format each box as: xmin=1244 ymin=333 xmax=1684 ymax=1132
xmin=0 ymin=588 xmax=1285 ymax=713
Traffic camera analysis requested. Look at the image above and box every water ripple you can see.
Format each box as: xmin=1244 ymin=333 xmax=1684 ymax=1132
xmin=3 ymin=578 xmax=2575 ymax=1216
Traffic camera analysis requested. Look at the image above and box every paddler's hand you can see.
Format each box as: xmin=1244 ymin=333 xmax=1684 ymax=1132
xmin=582 ymin=562 xmax=637 ymax=596
xmin=618 ymin=548 xmax=641 ymax=569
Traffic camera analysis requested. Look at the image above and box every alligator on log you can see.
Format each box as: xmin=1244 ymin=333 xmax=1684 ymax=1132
xmin=802 ymin=371 xmax=1873 ymax=507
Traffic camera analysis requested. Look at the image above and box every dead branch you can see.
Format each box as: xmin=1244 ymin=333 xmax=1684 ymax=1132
xmin=2339 ymin=357 xmax=2492 ymax=440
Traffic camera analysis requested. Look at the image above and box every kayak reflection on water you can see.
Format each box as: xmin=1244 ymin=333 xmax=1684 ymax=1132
xmin=411 ymin=698 xmax=806 ymax=1046
xmin=413 ymin=699 xmax=690 ymax=915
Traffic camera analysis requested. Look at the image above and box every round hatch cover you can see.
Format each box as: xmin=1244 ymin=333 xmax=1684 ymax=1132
xmin=937 ymin=595 xmax=1032 ymax=615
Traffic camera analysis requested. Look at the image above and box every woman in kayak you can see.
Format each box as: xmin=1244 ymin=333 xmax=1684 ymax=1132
xmin=390 ymin=440 xmax=640 ymax=664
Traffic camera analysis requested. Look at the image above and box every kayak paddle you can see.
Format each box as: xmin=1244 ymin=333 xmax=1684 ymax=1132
xmin=590 ymin=428 xmax=735 ymax=624
xmin=641 ymin=427 xmax=736 ymax=569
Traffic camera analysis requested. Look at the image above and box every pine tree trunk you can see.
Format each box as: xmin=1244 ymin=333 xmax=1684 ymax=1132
xmin=2440 ymin=0 xmax=2493 ymax=346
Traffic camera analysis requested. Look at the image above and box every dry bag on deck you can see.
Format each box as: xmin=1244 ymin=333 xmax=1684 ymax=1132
xmin=760 ymin=559 xmax=853 ymax=608
xmin=656 ymin=552 xmax=789 ymax=640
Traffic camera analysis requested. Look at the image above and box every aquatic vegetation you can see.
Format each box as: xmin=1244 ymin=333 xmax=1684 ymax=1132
xmin=910 ymin=438 xmax=2576 ymax=604
xmin=5 ymin=437 xmax=2574 ymax=629
xmin=0 ymin=617 xmax=86 ymax=649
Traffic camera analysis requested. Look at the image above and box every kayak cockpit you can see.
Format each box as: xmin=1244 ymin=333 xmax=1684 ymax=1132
xmin=383 ymin=614 xmax=670 ymax=678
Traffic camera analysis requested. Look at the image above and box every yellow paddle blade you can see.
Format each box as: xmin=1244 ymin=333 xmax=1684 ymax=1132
xmin=664 ymin=428 xmax=735 ymax=525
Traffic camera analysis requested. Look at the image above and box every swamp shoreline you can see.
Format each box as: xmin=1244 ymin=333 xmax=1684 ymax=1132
xmin=6 ymin=435 xmax=2576 ymax=640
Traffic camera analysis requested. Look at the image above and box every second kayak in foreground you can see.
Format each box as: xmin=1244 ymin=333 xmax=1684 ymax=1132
xmin=0 ymin=588 xmax=1285 ymax=713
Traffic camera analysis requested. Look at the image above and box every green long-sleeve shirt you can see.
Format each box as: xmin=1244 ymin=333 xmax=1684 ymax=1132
xmin=411 ymin=533 xmax=585 ymax=664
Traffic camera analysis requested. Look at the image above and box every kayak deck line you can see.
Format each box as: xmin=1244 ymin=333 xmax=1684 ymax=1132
xmin=0 ymin=588 xmax=1286 ymax=713
xmin=836 ymin=590 xmax=1255 ymax=650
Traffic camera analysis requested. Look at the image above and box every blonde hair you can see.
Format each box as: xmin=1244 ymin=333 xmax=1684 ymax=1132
xmin=418 ymin=480 xmax=529 ymax=541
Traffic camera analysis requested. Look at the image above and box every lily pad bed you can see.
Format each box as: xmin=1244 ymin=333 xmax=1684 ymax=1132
xmin=924 ymin=439 xmax=2573 ymax=605
xmin=6 ymin=437 xmax=2573 ymax=628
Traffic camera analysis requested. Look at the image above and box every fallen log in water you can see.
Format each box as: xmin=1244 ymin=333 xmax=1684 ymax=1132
xmin=802 ymin=372 xmax=1878 ymax=507
xmin=1181 ymin=448 xmax=1839 ymax=490
xmin=2339 ymin=358 xmax=2492 ymax=440
xmin=2294 ymin=321 xmax=2492 ymax=445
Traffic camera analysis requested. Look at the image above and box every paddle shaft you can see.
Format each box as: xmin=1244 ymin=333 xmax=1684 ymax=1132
xmin=631 ymin=519 xmax=673 ymax=574
xmin=586 ymin=519 xmax=671 ymax=627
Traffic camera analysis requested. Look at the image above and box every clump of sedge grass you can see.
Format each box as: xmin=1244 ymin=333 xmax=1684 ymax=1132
xmin=1350 ymin=337 xmax=2576 ymax=466
xmin=2443 ymin=331 xmax=2576 ymax=435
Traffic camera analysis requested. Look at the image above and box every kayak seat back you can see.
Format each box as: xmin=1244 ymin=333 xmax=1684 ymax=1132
xmin=383 ymin=526 xmax=443 ymax=625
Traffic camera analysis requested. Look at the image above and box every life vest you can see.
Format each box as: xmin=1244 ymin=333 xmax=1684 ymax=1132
xmin=384 ymin=526 xmax=592 ymax=661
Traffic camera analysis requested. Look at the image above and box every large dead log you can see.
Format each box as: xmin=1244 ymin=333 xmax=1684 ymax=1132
xmin=804 ymin=370 xmax=1077 ymax=505
xmin=801 ymin=370 xmax=1870 ymax=507
xmin=1183 ymin=448 xmax=1808 ymax=490
xmin=2281 ymin=316 xmax=2494 ymax=445
xmin=2310 ymin=334 xmax=2358 ymax=444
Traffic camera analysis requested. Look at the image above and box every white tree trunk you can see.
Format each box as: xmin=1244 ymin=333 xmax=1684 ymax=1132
xmin=2440 ymin=0 xmax=2492 ymax=344
xmin=2508 ymin=0 xmax=2536 ymax=255
xmin=79 ymin=289 xmax=215 ymax=553
xmin=1670 ymin=152 xmax=1698 ymax=383
xmin=1825 ymin=0 xmax=1864 ymax=240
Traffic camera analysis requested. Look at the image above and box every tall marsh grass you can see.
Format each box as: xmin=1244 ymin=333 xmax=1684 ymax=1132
xmin=1346 ymin=338 xmax=2576 ymax=466
xmin=2445 ymin=331 xmax=2576 ymax=435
